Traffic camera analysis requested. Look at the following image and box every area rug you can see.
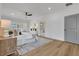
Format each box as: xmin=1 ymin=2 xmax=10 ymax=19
xmin=17 ymin=38 xmax=52 ymax=55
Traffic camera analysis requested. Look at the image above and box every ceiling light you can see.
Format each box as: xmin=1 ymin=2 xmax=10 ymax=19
xmin=48 ymin=7 xmax=52 ymax=11
xmin=10 ymin=13 xmax=15 ymax=16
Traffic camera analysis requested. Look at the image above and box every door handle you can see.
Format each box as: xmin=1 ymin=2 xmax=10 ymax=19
xmin=64 ymin=29 xmax=66 ymax=31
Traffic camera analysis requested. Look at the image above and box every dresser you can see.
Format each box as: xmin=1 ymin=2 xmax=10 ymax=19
xmin=0 ymin=37 xmax=17 ymax=56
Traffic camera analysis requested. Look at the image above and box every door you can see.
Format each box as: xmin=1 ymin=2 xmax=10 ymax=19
xmin=76 ymin=14 xmax=79 ymax=44
xmin=64 ymin=15 xmax=77 ymax=43
xmin=40 ymin=22 xmax=45 ymax=35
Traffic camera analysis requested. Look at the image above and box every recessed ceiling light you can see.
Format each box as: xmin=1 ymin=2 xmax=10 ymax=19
xmin=48 ymin=7 xmax=52 ymax=11
xmin=10 ymin=13 xmax=15 ymax=16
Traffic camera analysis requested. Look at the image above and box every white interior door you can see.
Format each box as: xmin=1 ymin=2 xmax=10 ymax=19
xmin=40 ymin=22 xmax=45 ymax=35
xmin=76 ymin=14 xmax=79 ymax=44
xmin=64 ymin=15 xmax=77 ymax=43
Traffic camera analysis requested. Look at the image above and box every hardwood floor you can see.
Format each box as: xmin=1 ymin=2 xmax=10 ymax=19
xmin=23 ymin=38 xmax=79 ymax=56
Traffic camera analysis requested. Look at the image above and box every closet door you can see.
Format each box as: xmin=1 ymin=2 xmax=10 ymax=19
xmin=64 ymin=15 xmax=77 ymax=43
xmin=76 ymin=14 xmax=79 ymax=44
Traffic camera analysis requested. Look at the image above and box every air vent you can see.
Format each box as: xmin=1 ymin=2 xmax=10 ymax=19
xmin=66 ymin=3 xmax=73 ymax=6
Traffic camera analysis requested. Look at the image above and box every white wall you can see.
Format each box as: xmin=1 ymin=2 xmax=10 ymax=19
xmin=1 ymin=3 xmax=79 ymax=41
xmin=44 ymin=13 xmax=64 ymax=41
xmin=44 ymin=4 xmax=79 ymax=41
xmin=0 ymin=4 xmax=2 ymax=19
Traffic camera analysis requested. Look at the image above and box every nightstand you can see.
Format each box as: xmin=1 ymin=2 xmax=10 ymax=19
xmin=0 ymin=37 xmax=17 ymax=56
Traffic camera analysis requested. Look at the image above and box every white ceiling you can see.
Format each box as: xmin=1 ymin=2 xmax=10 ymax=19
xmin=1 ymin=3 xmax=68 ymax=21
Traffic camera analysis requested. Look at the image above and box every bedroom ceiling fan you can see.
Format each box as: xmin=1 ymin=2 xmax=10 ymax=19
xmin=25 ymin=12 xmax=32 ymax=16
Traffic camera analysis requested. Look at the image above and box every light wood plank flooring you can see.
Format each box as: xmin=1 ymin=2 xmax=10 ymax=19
xmin=24 ymin=38 xmax=79 ymax=56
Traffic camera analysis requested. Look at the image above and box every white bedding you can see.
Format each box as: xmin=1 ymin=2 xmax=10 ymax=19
xmin=16 ymin=32 xmax=35 ymax=46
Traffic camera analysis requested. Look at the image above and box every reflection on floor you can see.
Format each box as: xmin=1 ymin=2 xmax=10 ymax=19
xmin=17 ymin=37 xmax=52 ymax=55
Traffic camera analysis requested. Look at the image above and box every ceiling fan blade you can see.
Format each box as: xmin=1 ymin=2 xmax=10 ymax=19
xmin=25 ymin=12 xmax=28 ymax=15
xmin=27 ymin=14 xmax=32 ymax=16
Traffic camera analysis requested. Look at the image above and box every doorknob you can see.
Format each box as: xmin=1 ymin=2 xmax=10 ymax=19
xmin=64 ymin=29 xmax=66 ymax=31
